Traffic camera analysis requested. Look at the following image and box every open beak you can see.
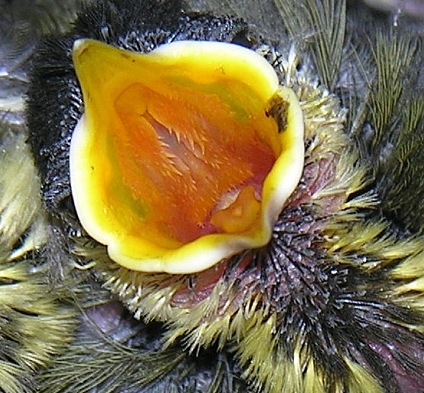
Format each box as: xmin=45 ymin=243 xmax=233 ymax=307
xmin=70 ymin=38 xmax=304 ymax=273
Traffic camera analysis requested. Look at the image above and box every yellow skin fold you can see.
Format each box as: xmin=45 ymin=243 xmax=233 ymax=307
xmin=70 ymin=39 xmax=304 ymax=273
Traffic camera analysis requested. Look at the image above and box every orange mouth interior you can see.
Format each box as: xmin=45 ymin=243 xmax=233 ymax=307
xmin=110 ymin=81 xmax=279 ymax=246
xmin=70 ymin=39 xmax=304 ymax=273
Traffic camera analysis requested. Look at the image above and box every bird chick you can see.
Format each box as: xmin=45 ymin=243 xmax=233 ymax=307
xmin=24 ymin=0 xmax=424 ymax=392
